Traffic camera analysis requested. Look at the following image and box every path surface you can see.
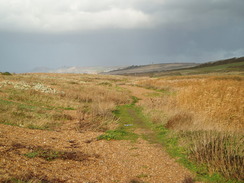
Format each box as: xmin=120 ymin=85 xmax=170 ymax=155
xmin=122 ymin=85 xmax=152 ymax=104
xmin=0 ymin=85 xmax=193 ymax=183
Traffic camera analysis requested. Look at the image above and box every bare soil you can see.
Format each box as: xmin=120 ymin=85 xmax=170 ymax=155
xmin=0 ymin=85 xmax=194 ymax=183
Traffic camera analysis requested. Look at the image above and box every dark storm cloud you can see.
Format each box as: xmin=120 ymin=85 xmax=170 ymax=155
xmin=0 ymin=0 xmax=243 ymax=72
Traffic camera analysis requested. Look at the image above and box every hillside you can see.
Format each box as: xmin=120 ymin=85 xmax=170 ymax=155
xmin=30 ymin=66 xmax=125 ymax=74
xmin=103 ymin=63 xmax=198 ymax=75
xmin=154 ymin=57 xmax=244 ymax=76
xmin=103 ymin=57 xmax=244 ymax=76
xmin=194 ymin=57 xmax=244 ymax=68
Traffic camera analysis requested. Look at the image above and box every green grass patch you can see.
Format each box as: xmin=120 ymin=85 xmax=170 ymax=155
xmin=97 ymin=128 xmax=138 ymax=141
xmin=63 ymin=107 xmax=75 ymax=110
xmin=131 ymin=96 xmax=140 ymax=104
xmin=0 ymin=121 xmax=20 ymax=127
xmin=0 ymin=98 xmax=38 ymax=111
xmin=1 ymin=72 xmax=12 ymax=75
xmin=24 ymin=149 xmax=60 ymax=161
xmin=23 ymin=151 xmax=39 ymax=158
xmin=98 ymin=96 xmax=148 ymax=141
xmin=114 ymin=104 xmax=151 ymax=129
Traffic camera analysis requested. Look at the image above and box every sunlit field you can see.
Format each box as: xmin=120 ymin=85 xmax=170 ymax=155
xmin=0 ymin=73 xmax=243 ymax=182
xmin=0 ymin=73 xmax=131 ymax=131
xmin=136 ymin=75 xmax=244 ymax=180
xmin=137 ymin=75 xmax=243 ymax=131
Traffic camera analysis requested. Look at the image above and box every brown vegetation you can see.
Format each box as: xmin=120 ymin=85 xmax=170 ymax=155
xmin=0 ymin=73 xmax=131 ymax=131
xmin=135 ymin=75 xmax=244 ymax=180
xmin=0 ymin=72 xmax=243 ymax=182
xmin=0 ymin=73 xmax=193 ymax=182
xmin=137 ymin=75 xmax=244 ymax=132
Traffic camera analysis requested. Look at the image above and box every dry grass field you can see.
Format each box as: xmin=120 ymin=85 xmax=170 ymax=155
xmin=0 ymin=73 xmax=243 ymax=182
xmin=0 ymin=73 xmax=131 ymax=131
xmin=136 ymin=75 xmax=244 ymax=181
xmin=136 ymin=75 xmax=244 ymax=132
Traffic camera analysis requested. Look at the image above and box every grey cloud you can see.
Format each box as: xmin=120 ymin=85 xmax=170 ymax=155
xmin=0 ymin=0 xmax=244 ymax=73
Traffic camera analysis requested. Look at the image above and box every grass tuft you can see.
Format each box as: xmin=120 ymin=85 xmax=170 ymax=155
xmin=97 ymin=128 xmax=138 ymax=141
xmin=24 ymin=149 xmax=60 ymax=161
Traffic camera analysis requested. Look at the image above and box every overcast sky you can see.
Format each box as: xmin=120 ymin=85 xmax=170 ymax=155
xmin=0 ymin=0 xmax=244 ymax=73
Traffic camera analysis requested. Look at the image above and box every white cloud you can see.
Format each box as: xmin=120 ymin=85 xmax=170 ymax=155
xmin=0 ymin=0 xmax=154 ymax=32
xmin=0 ymin=0 xmax=242 ymax=33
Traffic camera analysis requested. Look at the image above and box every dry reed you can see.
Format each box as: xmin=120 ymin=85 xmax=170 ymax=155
xmin=136 ymin=75 xmax=244 ymax=180
xmin=137 ymin=75 xmax=244 ymax=132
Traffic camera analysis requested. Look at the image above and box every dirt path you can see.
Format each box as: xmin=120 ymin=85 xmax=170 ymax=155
xmin=121 ymin=85 xmax=153 ymax=104
xmin=0 ymin=85 xmax=194 ymax=183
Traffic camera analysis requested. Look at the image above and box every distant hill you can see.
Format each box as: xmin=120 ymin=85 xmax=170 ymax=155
xmin=194 ymin=57 xmax=244 ymax=68
xmin=30 ymin=57 xmax=244 ymax=75
xmin=153 ymin=57 xmax=244 ymax=76
xmin=104 ymin=57 xmax=244 ymax=76
xmin=103 ymin=63 xmax=198 ymax=75
xmin=30 ymin=66 xmax=125 ymax=74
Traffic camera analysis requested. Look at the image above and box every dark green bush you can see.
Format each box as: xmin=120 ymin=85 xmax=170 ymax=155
xmin=1 ymin=72 xmax=12 ymax=75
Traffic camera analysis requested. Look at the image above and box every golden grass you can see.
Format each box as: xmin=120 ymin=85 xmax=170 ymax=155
xmin=1 ymin=73 xmax=243 ymax=181
xmin=136 ymin=74 xmax=244 ymax=180
xmin=137 ymin=75 xmax=244 ymax=132
xmin=182 ymin=131 xmax=244 ymax=180
xmin=0 ymin=73 xmax=131 ymax=130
